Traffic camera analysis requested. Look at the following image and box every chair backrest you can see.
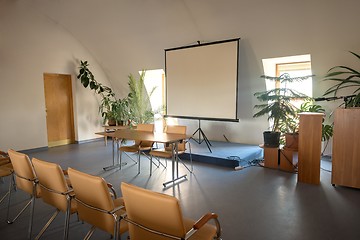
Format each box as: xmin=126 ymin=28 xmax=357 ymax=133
xmin=67 ymin=167 xmax=116 ymax=235
xmin=32 ymin=158 xmax=75 ymax=213
xmin=135 ymin=124 xmax=154 ymax=147
xmin=121 ymin=182 xmax=186 ymax=240
xmin=0 ymin=150 xmax=11 ymax=166
xmin=7 ymin=149 xmax=39 ymax=196
xmin=165 ymin=125 xmax=187 ymax=152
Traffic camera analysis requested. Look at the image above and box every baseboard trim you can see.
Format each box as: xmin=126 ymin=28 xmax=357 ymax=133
xmin=21 ymin=146 xmax=49 ymax=154
xmin=18 ymin=138 xmax=103 ymax=153
xmin=75 ymin=137 xmax=103 ymax=144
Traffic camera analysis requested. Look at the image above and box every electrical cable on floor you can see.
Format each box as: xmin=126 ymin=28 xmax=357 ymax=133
xmin=279 ymin=149 xmax=298 ymax=173
xmin=227 ymin=156 xmax=263 ymax=170
xmin=321 ymin=167 xmax=332 ymax=173
xmin=320 ymin=154 xmax=332 ymax=172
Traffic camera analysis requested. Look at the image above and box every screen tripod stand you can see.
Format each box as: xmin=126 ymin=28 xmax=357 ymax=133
xmin=190 ymin=119 xmax=212 ymax=153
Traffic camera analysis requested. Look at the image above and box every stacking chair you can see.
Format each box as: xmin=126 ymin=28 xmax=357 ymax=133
xmin=0 ymin=164 xmax=14 ymax=206
xmin=67 ymin=168 xmax=128 ymax=240
xmin=119 ymin=124 xmax=157 ymax=174
xmin=150 ymin=125 xmax=193 ymax=174
xmin=0 ymin=150 xmax=13 ymax=188
xmin=7 ymin=149 xmax=41 ymax=240
xmin=32 ymin=158 xmax=77 ymax=240
xmin=121 ymin=182 xmax=222 ymax=240
xmin=0 ymin=150 xmax=11 ymax=166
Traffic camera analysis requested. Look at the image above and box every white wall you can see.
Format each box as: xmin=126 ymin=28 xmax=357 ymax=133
xmin=1 ymin=0 xmax=360 ymax=150
xmin=0 ymin=1 xmax=110 ymax=150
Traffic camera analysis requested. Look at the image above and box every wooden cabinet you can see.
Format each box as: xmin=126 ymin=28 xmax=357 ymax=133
xmin=298 ymin=113 xmax=324 ymax=184
xmin=332 ymin=108 xmax=360 ymax=189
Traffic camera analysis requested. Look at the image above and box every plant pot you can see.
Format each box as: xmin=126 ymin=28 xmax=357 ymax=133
xmin=108 ymin=119 xmax=117 ymax=126
xmin=263 ymin=131 xmax=280 ymax=147
xmin=284 ymin=133 xmax=299 ymax=151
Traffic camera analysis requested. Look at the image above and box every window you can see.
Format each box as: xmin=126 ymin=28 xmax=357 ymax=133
xmin=276 ymin=61 xmax=312 ymax=96
xmin=263 ymin=54 xmax=313 ymax=107
xmin=142 ymin=69 xmax=165 ymax=132
xmin=276 ymin=61 xmax=313 ymax=108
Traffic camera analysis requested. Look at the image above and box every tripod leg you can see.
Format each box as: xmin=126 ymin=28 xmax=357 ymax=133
xmin=199 ymin=128 xmax=212 ymax=153
xmin=190 ymin=128 xmax=201 ymax=144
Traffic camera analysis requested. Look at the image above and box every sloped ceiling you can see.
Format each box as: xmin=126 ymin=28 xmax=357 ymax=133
xmin=21 ymin=0 xmax=319 ymax=93
xmin=27 ymin=0 xmax=207 ymax=95
xmin=15 ymin=0 xmax=360 ymax=96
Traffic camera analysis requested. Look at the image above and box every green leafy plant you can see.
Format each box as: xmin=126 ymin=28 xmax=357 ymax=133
xmin=323 ymin=51 xmax=360 ymax=108
xmin=253 ymin=73 xmax=312 ymax=132
xmin=76 ymin=60 xmax=130 ymax=125
xmin=112 ymin=97 xmax=130 ymax=125
xmin=127 ymin=70 xmax=155 ymax=125
xmin=77 ymin=61 xmax=115 ymax=98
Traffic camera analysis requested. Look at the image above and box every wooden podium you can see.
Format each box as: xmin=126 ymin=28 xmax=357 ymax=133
xmin=297 ymin=112 xmax=324 ymax=184
xmin=332 ymin=108 xmax=360 ymax=189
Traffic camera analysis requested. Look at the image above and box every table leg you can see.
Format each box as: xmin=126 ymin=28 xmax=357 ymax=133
xmin=163 ymin=141 xmax=187 ymax=187
xmin=103 ymin=137 xmax=127 ymax=171
xmin=104 ymin=127 xmax=107 ymax=146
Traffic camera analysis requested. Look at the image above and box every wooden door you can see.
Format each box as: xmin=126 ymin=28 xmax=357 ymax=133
xmin=44 ymin=73 xmax=75 ymax=147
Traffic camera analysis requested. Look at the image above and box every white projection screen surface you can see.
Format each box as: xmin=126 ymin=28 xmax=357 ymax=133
xmin=165 ymin=39 xmax=240 ymax=121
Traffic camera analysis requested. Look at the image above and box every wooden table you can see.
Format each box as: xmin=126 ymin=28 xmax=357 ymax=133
xmin=102 ymin=125 xmax=129 ymax=146
xmin=96 ymin=129 xmax=189 ymax=187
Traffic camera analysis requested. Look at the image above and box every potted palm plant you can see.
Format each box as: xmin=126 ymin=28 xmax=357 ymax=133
xmin=253 ymin=73 xmax=312 ymax=147
xmin=77 ymin=62 xmax=156 ymax=126
xmin=127 ymin=70 xmax=155 ymax=125
xmin=77 ymin=60 xmax=132 ymax=126
xmin=323 ymin=51 xmax=360 ymax=108
xmin=112 ymin=97 xmax=130 ymax=126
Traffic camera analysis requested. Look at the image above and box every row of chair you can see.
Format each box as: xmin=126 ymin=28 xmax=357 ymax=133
xmin=0 ymin=149 xmax=222 ymax=240
xmin=119 ymin=124 xmax=193 ymax=175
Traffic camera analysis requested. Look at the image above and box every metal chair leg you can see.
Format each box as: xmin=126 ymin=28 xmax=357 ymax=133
xmin=64 ymin=197 xmax=72 ymax=240
xmin=7 ymin=196 xmax=33 ymax=224
xmin=150 ymin=155 xmax=153 ymax=175
xmin=84 ymin=226 xmax=96 ymax=240
xmin=34 ymin=209 xmax=60 ymax=240
xmin=28 ymin=194 xmax=36 ymax=240
xmin=7 ymin=181 xmax=37 ymax=240
xmin=0 ymin=173 xmax=12 ymax=204
xmin=138 ymin=153 xmax=141 ymax=174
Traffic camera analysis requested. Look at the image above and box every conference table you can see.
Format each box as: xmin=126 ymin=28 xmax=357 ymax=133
xmin=96 ymin=128 xmax=189 ymax=187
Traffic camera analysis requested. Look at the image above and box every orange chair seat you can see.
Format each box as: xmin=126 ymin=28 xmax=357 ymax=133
xmin=150 ymin=149 xmax=185 ymax=159
xmin=120 ymin=145 xmax=152 ymax=153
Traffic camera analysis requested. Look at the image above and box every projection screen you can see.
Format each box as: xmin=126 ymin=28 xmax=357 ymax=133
xmin=165 ymin=38 xmax=240 ymax=122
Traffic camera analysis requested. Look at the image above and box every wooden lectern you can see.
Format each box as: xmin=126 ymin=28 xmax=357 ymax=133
xmin=298 ymin=112 xmax=324 ymax=184
xmin=332 ymin=108 xmax=360 ymax=189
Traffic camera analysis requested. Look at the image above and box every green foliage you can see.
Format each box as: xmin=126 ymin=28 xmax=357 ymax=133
xmin=76 ymin=61 xmax=130 ymax=124
xmin=77 ymin=62 xmax=156 ymax=125
xmin=127 ymin=70 xmax=155 ymax=125
xmin=77 ymin=61 xmax=115 ymax=99
xmin=253 ymin=73 xmax=312 ymax=132
xmin=323 ymin=51 xmax=360 ymax=107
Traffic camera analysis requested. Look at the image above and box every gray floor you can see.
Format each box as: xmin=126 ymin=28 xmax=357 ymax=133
xmin=1 ymin=140 xmax=360 ymax=240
